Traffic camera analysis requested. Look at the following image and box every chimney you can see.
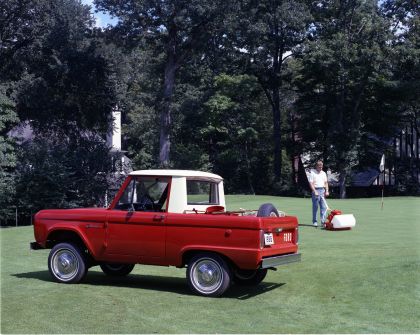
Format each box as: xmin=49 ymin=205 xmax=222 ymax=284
xmin=107 ymin=106 xmax=121 ymax=151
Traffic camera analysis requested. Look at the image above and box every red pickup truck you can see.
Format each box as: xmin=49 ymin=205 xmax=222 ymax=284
xmin=31 ymin=170 xmax=300 ymax=296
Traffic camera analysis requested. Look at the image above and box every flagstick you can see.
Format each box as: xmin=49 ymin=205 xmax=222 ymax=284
xmin=381 ymin=169 xmax=385 ymax=210
xmin=379 ymin=154 xmax=385 ymax=210
xmin=381 ymin=186 xmax=384 ymax=210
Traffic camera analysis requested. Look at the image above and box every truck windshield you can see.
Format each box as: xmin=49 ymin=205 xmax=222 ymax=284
xmin=187 ymin=179 xmax=219 ymax=205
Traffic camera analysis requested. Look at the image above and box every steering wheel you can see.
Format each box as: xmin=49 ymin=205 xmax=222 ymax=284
xmin=137 ymin=194 xmax=155 ymax=211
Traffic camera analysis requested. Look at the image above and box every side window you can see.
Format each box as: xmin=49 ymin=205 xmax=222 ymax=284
xmin=115 ymin=177 xmax=170 ymax=212
xmin=187 ymin=179 xmax=219 ymax=205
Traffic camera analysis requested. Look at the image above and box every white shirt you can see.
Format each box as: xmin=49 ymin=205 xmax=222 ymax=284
xmin=309 ymin=169 xmax=328 ymax=188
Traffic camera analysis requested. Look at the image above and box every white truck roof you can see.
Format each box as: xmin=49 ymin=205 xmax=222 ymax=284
xmin=129 ymin=169 xmax=223 ymax=180
xmin=129 ymin=170 xmax=225 ymax=213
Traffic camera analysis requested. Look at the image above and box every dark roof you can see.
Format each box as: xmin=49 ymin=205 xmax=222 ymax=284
xmin=351 ymin=168 xmax=380 ymax=187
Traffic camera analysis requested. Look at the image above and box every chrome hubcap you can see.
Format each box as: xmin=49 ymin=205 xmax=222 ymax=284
xmin=52 ymin=249 xmax=79 ymax=281
xmin=192 ymin=259 xmax=222 ymax=293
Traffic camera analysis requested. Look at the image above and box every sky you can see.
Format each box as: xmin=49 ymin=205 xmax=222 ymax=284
xmin=81 ymin=0 xmax=118 ymax=28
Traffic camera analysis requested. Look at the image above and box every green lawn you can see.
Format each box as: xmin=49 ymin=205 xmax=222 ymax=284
xmin=1 ymin=196 xmax=419 ymax=333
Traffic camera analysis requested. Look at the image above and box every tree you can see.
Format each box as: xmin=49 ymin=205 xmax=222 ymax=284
xmin=172 ymin=73 xmax=273 ymax=194
xmin=0 ymin=0 xmax=44 ymax=220
xmin=0 ymin=0 xmax=121 ymax=221
xmin=118 ymin=47 xmax=162 ymax=170
xmin=203 ymin=74 xmax=273 ymax=193
xmin=16 ymin=2 xmax=115 ymax=133
xmin=0 ymin=0 xmax=50 ymax=81
xmin=1 ymin=0 xmax=116 ymax=134
xmin=94 ymin=0 xmax=231 ymax=167
xmin=381 ymin=0 xmax=420 ymax=193
xmin=294 ymin=0 xmax=393 ymax=198
xmin=15 ymin=133 xmax=113 ymax=214
xmin=225 ymin=0 xmax=312 ymax=182
xmin=0 ymin=86 xmax=19 ymax=220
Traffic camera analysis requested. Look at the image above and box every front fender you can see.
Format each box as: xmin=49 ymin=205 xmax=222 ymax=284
xmin=46 ymin=224 xmax=98 ymax=257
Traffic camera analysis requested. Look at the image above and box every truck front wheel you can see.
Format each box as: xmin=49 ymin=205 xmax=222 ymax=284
xmin=48 ymin=242 xmax=87 ymax=283
xmin=233 ymin=268 xmax=268 ymax=285
xmin=100 ymin=263 xmax=135 ymax=276
xmin=187 ymin=253 xmax=231 ymax=297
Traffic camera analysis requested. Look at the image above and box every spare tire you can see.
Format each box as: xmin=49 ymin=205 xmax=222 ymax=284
xmin=257 ymin=203 xmax=279 ymax=217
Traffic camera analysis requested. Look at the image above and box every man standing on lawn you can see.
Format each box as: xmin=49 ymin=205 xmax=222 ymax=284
xmin=309 ymin=161 xmax=329 ymax=227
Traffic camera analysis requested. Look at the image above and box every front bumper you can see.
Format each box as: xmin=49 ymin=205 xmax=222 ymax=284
xmin=30 ymin=242 xmax=44 ymax=250
xmin=261 ymin=253 xmax=301 ymax=269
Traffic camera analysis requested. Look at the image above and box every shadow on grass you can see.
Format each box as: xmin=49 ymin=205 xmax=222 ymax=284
xmin=12 ymin=270 xmax=285 ymax=300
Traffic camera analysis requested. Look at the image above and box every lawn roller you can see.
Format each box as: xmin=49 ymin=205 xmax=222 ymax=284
xmin=320 ymin=196 xmax=356 ymax=231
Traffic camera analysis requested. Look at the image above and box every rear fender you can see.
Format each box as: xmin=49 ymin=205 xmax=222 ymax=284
xmin=180 ymin=246 xmax=260 ymax=270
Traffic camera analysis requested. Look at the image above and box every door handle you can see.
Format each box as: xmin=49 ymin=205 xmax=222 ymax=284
xmin=153 ymin=215 xmax=165 ymax=222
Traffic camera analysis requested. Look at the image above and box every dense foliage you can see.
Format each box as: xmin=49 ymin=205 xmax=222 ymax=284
xmin=0 ymin=0 xmax=118 ymax=221
xmin=15 ymin=134 xmax=112 ymax=214
xmin=294 ymin=0 xmax=394 ymax=197
xmin=0 ymin=0 xmax=418 ymax=222
xmin=0 ymin=87 xmax=19 ymax=219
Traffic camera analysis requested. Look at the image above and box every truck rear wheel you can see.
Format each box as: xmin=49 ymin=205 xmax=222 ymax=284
xmin=100 ymin=263 xmax=135 ymax=276
xmin=48 ymin=242 xmax=87 ymax=283
xmin=233 ymin=268 xmax=268 ymax=285
xmin=187 ymin=253 xmax=231 ymax=297
xmin=257 ymin=203 xmax=279 ymax=217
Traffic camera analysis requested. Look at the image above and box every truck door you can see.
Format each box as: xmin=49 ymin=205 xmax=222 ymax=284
xmin=105 ymin=176 xmax=170 ymax=263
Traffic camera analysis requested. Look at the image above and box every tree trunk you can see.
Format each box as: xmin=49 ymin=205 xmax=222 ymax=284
xmin=256 ymin=79 xmax=282 ymax=183
xmin=338 ymin=168 xmax=347 ymax=199
xmin=244 ymin=141 xmax=255 ymax=195
xmin=270 ymin=10 xmax=283 ymax=183
xmin=272 ymin=87 xmax=282 ymax=182
xmin=159 ymin=42 xmax=177 ymax=167
xmin=288 ymin=111 xmax=297 ymax=186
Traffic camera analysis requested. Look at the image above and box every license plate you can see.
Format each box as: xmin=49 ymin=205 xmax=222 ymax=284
xmin=264 ymin=233 xmax=274 ymax=245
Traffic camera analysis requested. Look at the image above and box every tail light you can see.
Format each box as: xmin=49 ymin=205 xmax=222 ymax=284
xmin=259 ymin=229 xmax=265 ymax=249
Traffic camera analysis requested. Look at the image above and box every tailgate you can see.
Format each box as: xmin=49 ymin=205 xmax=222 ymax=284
xmin=259 ymin=216 xmax=299 ymax=257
